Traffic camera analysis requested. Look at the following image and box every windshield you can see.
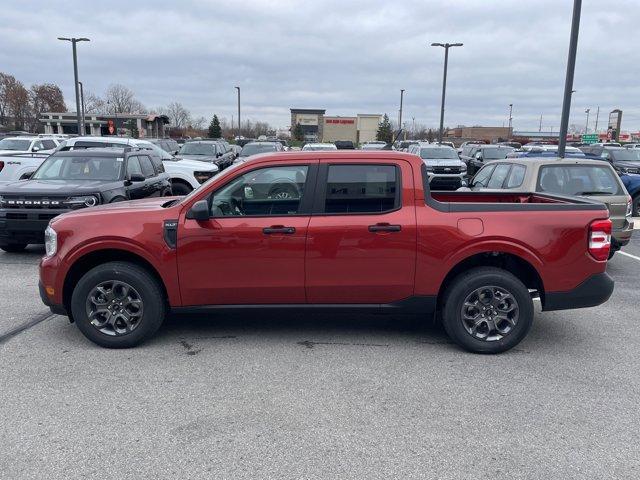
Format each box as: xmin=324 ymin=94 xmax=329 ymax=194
xmin=240 ymin=144 xmax=277 ymax=156
xmin=483 ymin=147 xmax=513 ymax=159
xmin=32 ymin=155 xmax=123 ymax=181
xmin=179 ymin=143 xmax=216 ymax=155
xmin=420 ymin=148 xmax=459 ymax=160
xmin=537 ymin=165 xmax=623 ymax=196
xmin=0 ymin=138 xmax=31 ymax=151
xmin=610 ymin=149 xmax=640 ymax=162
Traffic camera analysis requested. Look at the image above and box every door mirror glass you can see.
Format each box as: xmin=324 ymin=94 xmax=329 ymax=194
xmin=186 ymin=200 xmax=210 ymax=221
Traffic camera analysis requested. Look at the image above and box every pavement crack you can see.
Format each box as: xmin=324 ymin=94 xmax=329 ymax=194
xmin=0 ymin=310 xmax=56 ymax=345
xmin=179 ymin=339 xmax=202 ymax=356
xmin=297 ymin=340 xmax=389 ymax=349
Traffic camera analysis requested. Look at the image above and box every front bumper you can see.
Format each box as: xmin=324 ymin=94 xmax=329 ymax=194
xmin=427 ymin=172 xmax=466 ymax=190
xmin=38 ymin=281 xmax=67 ymax=316
xmin=0 ymin=208 xmax=67 ymax=245
xmin=543 ymin=272 xmax=614 ymax=311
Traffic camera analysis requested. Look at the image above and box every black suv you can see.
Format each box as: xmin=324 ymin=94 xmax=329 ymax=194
xmin=579 ymin=145 xmax=640 ymax=174
xmin=0 ymin=148 xmax=171 ymax=252
xmin=176 ymin=140 xmax=235 ymax=169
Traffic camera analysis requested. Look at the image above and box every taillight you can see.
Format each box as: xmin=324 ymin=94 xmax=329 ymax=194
xmin=0 ymin=161 xmax=4 ymax=173
xmin=626 ymin=198 xmax=632 ymax=217
xmin=588 ymin=219 xmax=612 ymax=261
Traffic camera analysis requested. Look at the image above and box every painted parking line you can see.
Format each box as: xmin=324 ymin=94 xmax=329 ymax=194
xmin=619 ymin=251 xmax=640 ymax=262
xmin=633 ymin=217 xmax=640 ymax=230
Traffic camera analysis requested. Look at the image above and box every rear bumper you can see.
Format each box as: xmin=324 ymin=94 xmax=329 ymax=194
xmin=612 ymin=219 xmax=634 ymax=248
xmin=543 ymin=272 xmax=614 ymax=311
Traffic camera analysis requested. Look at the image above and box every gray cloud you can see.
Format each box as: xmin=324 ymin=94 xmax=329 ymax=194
xmin=1 ymin=0 xmax=638 ymax=131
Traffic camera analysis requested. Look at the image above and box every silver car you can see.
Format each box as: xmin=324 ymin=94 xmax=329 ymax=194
xmin=409 ymin=142 xmax=467 ymax=190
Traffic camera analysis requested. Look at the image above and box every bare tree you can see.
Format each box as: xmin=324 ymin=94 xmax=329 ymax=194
xmin=161 ymin=102 xmax=191 ymax=129
xmin=29 ymin=83 xmax=66 ymax=131
xmin=191 ymin=116 xmax=206 ymax=130
xmin=104 ymin=84 xmax=146 ymax=114
xmin=84 ymin=91 xmax=106 ymax=114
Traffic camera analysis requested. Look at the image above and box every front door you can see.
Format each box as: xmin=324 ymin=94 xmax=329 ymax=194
xmin=125 ymin=156 xmax=148 ymax=200
xmin=178 ymin=162 xmax=318 ymax=306
xmin=305 ymin=160 xmax=417 ymax=304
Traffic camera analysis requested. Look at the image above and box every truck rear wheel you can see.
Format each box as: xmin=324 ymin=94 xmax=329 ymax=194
xmin=70 ymin=261 xmax=166 ymax=348
xmin=442 ymin=267 xmax=534 ymax=354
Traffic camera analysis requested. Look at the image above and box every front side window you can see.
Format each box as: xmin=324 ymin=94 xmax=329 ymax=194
xmin=32 ymin=155 xmax=123 ymax=181
xmin=324 ymin=164 xmax=398 ymax=214
xmin=537 ymin=165 xmax=623 ymax=196
xmin=126 ymin=156 xmax=143 ymax=177
xmin=487 ymin=164 xmax=512 ymax=189
xmin=210 ymin=165 xmax=309 ymax=217
xmin=41 ymin=140 xmax=57 ymax=150
xmin=471 ymin=164 xmax=495 ymax=188
xmin=139 ymin=155 xmax=156 ymax=177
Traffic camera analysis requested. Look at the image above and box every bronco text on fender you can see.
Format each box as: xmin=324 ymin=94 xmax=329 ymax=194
xmin=39 ymin=151 xmax=614 ymax=353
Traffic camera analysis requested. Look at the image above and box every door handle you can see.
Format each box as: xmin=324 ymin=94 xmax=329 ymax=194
xmin=263 ymin=226 xmax=296 ymax=234
xmin=368 ymin=223 xmax=402 ymax=233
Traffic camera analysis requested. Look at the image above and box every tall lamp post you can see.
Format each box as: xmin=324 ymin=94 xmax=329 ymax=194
xmin=431 ymin=42 xmax=463 ymax=143
xmin=398 ymin=89 xmax=405 ymax=137
xmin=234 ymin=86 xmax=241 ymax=138
xmin=78 ymin=81 xmax=86 ymax=135
xmin=557 ymin=0 xmax=582 ymax=157
xmin=57 ymin=37 xmax=90 ymax=135
xmin=584 ymin=108 xmax=590 ymax=134
xmin=508 ymin=103 xmax=513 ymax=135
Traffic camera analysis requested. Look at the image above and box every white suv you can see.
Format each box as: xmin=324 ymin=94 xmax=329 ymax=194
xmin=0 ymin=136 xmax=59 ymax=155
xmin=59 ymin=136 xmax=219 ymax=195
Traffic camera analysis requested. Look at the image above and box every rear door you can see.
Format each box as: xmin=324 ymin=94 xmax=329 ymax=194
xmin=305 ymin=159 xmax=417 ymax=304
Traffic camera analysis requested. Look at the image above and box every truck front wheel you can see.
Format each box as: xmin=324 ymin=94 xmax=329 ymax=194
xmin=0 ymin=243 xmax=28 ymax=253
xmin=70 ymin=261 xmax=166 ymax=348
xmin=442 ymin=267 xmax=534 ymax=354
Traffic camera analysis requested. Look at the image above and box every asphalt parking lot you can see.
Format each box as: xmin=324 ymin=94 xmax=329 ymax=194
xmin=1 ymin=229 xmax=639 ymax=479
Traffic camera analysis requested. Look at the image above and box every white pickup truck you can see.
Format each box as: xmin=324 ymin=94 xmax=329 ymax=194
xmin=53 ymin=136 xmax=220 ymax=194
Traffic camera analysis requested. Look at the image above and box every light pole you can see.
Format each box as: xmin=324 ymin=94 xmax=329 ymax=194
xmin=431 ymin=42 xmax=463 ymax=143
xmin=78 ymin=81 xmax=86 ymax=135
xmin=508 ymin=103 xmax=513 ymax=135
xmin=584 ymin=108 xmax=590 ymax=134
xmin=398 ymin=89 xmax=405 ymax=137
xmin=557 ymin=0 xmax=582 ymax=157
xmin=594 ymin=106 xmax=600 ymax=133
xmin=234 ymin=86 xmax=241 ymax=138
xmin=57 ymin=37 xmax=90 ymax=135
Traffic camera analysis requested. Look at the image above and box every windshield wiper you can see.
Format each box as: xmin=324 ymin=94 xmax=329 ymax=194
xmin=575 ymin=191 xmax=614 ymax=196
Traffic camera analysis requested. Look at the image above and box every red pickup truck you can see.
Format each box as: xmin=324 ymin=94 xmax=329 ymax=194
xmin=39 ymin=151 xmax=614 ymax=353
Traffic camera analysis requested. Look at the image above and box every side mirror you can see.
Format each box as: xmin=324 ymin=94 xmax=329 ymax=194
xmin=129 ymin=173 xmax=145 ymax=182
xmin=32 ymin=147 xmax=40 ymax=152
xmin=186 ymin=200 xmax=210 ymax=221
xmin=475 ymin=152 xmax=483 ymax=160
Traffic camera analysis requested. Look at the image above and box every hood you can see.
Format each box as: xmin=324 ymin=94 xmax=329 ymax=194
xmin=423 ymin=158 xmax=465 ymax=167
xmin=169 ymin=158 xmax=218 ymax=171
xmin=176 ymin=154 xmax=216 ymax=163
xmin=0 ymin=149 xmax=29 ymax=155
xmin=0 ymin=179 xmax=122 ymax=195
xmin=50 ymin=196 xmax=179 ymax=224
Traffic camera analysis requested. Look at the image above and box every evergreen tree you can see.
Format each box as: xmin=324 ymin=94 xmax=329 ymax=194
xmin=376 ymin=114 xmax=393 ymax=143
xmin=124 ymin=119 xmax=139 ymax=138
xmin=292 ymin=122 xmax=304 ymax=141
xmin=208 ymin=115 xmax=222 ymax=138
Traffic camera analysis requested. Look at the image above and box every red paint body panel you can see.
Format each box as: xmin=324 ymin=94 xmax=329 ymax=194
xmin=39 ymin=151 xmax=610 ymax=312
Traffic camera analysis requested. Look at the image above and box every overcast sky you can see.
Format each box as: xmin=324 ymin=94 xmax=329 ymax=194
xmin=1 ymin=0 xmax=638 ymax=131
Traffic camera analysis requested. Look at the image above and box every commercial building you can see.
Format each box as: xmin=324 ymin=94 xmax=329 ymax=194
xmin=356 ymin=114 xmax=382 ymax=144
xmin=322 ymin=116 xmax=358 ymax=143
xmin=40 ymin=112 xmax=169 ymax=137
xmin=446 ymin=126 xmax=512 ymax=143
xmin=290 ymin=108 xmax=326 ymax=141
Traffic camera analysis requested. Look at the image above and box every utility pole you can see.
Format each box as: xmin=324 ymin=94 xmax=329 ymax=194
xmin=57 ymin=37 xmax=90 ymax=135
xmin=398 ymin=89 xmax=405 ymax=138
xmin=431 ymin=42 xmax=463 ymax=143
xmin=557 ymin=0 xmax=582 ymax=157
xmin=234 ymin=86 xmax=241 ymax=138
xmin=508 ymin=103 xmax=513 ymax=136
xmin=585 ymin=108 xmax=590 ymax=134
xmin=539 ymin=114 xmax=543 ymax=132
xmin=78 ymin=81 xmax=86 ymax=135
xmin=594 ymin=106 xmax=600 ymax=132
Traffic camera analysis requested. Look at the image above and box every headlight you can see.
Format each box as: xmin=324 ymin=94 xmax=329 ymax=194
xmin=194 ymin=171 xmax=215 ymax=184
xmin=44 ymin=225 xmax=57 ymax=257
xmin=424 ymin=165 xmax=434 ymax=172
xmin=65 ymin=195 xmax=100 ymax=208
xmin=460 ymin=164 xmax=467 ymax=172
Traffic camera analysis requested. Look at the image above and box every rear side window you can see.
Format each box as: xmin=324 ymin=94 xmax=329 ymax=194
xmin=138 ymin=155 xmax=156 ymax=177
xmin=487 ymin=164 xmax=512 ymax=188
xmin=537 ymin=164 xmax=623 ymax=196
xmin=505 ymin=164 xmax=526 ymax=188
xmin=323 ymin=164 xmax=399 ymax=214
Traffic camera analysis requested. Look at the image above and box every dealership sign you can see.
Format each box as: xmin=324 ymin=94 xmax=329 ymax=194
xmin=326 ymin=118 xmax=355 ymax=124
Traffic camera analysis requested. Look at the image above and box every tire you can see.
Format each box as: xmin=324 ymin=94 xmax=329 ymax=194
xmin=109 ymin=197 xmax=126 ymax=203
xmin=70 ymin=261 xmax=166 ymax=348
xmin=442 ymin=267 xmax=534 ymax=354
xmin=0 ymin=243 xmax=28 ymax=253
xmin=171 ymin=181 xmax=192 ymax=196
xmin=608 ymin=249 xmax=616 ymax=260
xmin=632 ymin=195 xmax=640 ymax=217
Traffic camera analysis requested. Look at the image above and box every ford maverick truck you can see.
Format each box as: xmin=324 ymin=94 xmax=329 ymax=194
xmin=39 ymin=151 xmax=614 ymax=353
